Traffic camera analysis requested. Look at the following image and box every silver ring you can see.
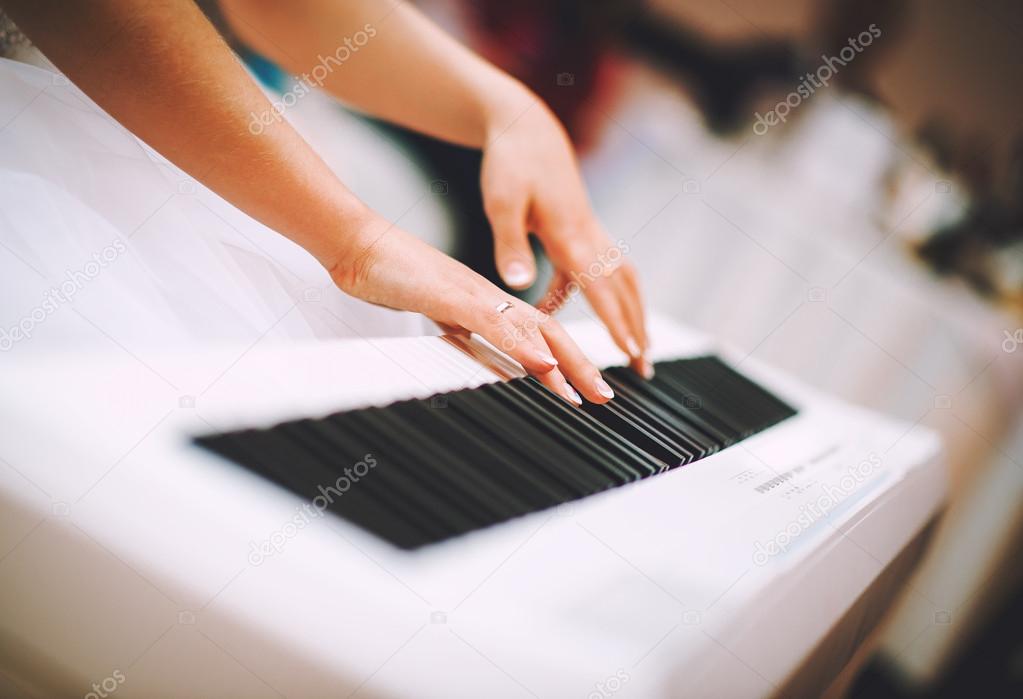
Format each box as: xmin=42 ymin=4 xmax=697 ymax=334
xmin=495 ymin=301 xmax=513 ymax=314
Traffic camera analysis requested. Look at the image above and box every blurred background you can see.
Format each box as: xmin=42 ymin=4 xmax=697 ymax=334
xmin=4 ymin=0 xmax=1023 ymax=696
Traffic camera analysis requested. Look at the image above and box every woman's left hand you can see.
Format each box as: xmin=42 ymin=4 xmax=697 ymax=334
xmin=480 ymin=98 xmax=652 ymax=377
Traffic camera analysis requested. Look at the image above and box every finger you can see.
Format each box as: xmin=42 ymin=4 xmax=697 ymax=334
xmin=617 ymin=265 xmax=646 ymax=346
xmin=483 ymin=189 xmax=535 ymax=289
xmin=510 ymin=304 xmax=584 ymax=405
xmin=539 ymin=315 xmax=615 ymax=405
xmin=533 ymin=355 xmax=582 ymax=406
xmin=584 ymin=279 xmax=643 ymax=364
xmin=615 ymin=266 xmax=653 ymax=377
xmin=537 ymin=269 xmax=572 ymax=315
xmin=467 ymin=300 xmax=561 ymax=377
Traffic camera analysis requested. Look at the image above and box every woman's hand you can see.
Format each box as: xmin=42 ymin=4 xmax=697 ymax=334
xmin=480 ymin=99 xmax=653 ymax=378
xmin=217 ymin=0 xmax=652 ymax=377
xmin=328 ymin=214 xmax=617 ymax=405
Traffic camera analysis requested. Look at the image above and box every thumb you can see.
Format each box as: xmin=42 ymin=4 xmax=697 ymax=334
xmin=485 ymin=192 xmax=535 ymax=289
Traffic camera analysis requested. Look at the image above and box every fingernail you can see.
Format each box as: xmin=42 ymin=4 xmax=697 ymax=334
xmin=564 ymin=386 xmax=582 ymax=405
xmin=641 ymin=359 xmax=655 ymax=380
xmin=595 ymin=376 xmax=615 ymax=399
xmin=537 ymin=351 xmax=558 ymax=367
xmin=504 ymin=262 xmax=533 ymax=287
xmin=626 ymin=336 xmax=641 ymax=358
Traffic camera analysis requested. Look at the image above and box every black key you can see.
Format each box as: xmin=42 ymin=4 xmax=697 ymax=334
xmin=294 ymin=415 xmax=455 ymax=542
xmin=644 ymin=373 xmax=735 ymax=446
xmin=339 ymin=410 xmax=486 ymax=535
xmin=693 ymin=357 xmax=796 ymax=429
xmin=593 ymin=378 xmax=701 ymax=462
xmin=384 ymin=400 xmax=535 ymax=517
xmin=608 ymin=367 xmax=730 ymax=449
xmin=443 ymin=392 xmax=580 ymax=502
xmin=486 ymin=381 xmax=630 ymax=486
xmin=578 ymin=397 xmax=682 ymax=468
xmin=464 ymin=384 xmax=608 ymax=494
xmin=663 ymin=357 xmax=762 ymax=434
xmin=275 ymin=425 xmax=430 ymax=548
xmin=653 ymin=371 xmax=745 ymax=442
xmin=204 ymin=427 xmax=428 ymax=549
xmin=366 ymin=404 xmax=509 ymax=524
xmin=290 ymin=417 xmax=451 ymax=544
xmin=603 ymin=371 xmax=715 ymax=458
xmin=522 ymin=377 xmax=669 ymax=475
xmin=512 ymin=378 xmax=656 ymax=481
xmin=422 ymin=395 xmax=565 ymax=509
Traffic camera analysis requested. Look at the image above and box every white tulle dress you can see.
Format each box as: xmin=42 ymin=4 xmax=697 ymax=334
xmin=0 ymin=55 xmax=451 ymax=358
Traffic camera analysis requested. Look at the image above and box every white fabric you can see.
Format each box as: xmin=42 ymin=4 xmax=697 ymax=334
xmin=0 ymin=57 xmax=448 ymax=357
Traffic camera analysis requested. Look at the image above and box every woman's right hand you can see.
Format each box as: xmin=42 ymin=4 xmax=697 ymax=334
xmin=328 ymin=214 xmax=616 ymax=406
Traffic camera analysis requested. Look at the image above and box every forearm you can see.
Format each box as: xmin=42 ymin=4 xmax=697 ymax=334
xmin=3 ymin=0 xmax=370 ymax=270
xmin=219 ymin=0 xmax=538 ymax=148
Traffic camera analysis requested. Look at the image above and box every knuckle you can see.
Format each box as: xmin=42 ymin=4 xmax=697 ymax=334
xmin=480 ymin=306 xmax=506 ymax=328
xmin=561 ymin=239 xmax=594 ymax=267
xmin=540 ymin=314 xmax=562 ymax=334
xmin=623 ymin=262 xmax=640 ymax=283
xmin=510 ymin=307 xmax=534 ymax=327
xmin=483 ymin=190 xmax=519 ymax=219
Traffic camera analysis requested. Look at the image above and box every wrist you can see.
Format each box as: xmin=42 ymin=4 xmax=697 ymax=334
xmin=479 ymin=76 xmax=544 ymax=146
xmin=317 ymin=203 xmax=383 ymax=287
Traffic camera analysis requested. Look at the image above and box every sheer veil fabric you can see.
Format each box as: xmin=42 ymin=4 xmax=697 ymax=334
xmin=0 ymin=57 xmax=447 ymax=359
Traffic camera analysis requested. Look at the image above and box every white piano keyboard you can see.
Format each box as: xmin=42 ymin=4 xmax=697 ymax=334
xmin=0 ymin=315 xmax=945 ymax=698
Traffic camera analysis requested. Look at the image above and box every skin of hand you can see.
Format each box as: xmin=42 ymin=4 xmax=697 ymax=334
xmin=3 ymin=0 xmax=641 ymax=403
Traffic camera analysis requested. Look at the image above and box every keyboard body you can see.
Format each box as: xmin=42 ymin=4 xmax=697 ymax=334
xmin=0 ymin=314 xmax=945 ymax=698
